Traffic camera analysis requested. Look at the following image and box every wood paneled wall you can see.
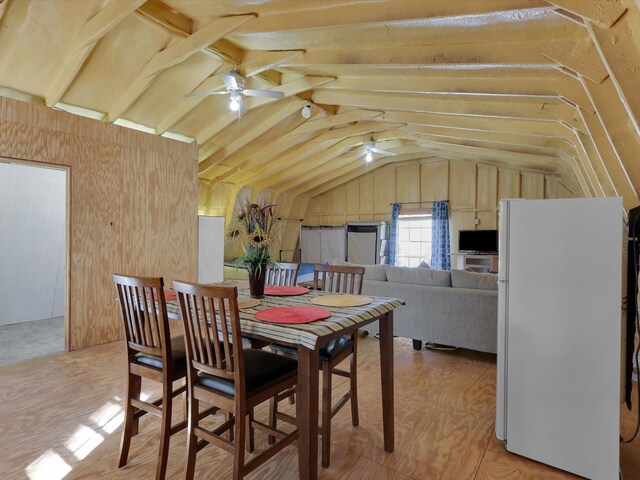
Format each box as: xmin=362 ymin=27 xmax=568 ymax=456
xmin=198 ymin=182 xmax=309 ymax=262
xmin=0 ymin=97 xmax=198 ymax=350
xmin=304 ymin=158 xmax=574 ymax=252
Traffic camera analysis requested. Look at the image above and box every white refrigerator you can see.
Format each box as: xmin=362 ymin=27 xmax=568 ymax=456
xmin=496 ymin=197 xmax=623 ymax=480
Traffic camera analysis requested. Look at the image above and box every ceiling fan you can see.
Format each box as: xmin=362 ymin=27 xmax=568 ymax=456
xmin=185 ymin=70 xmax=285 ymax=112
xmin=358 ymin=139 xmax=397 ymax=163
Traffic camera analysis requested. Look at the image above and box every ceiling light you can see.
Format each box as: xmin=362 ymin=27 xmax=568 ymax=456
xmin=301 ymin=104 xmax=312 ymax=119
xmin=229 ymin=91 xmax=241 ymax=112
xmin=365 ymin=151 xmax=373 ymax=163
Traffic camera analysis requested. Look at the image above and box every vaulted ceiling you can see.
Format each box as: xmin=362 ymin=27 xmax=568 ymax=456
xmin=1 ymin=0 xmax=640 ymax=209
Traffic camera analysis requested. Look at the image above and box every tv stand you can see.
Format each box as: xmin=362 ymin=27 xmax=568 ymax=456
xmin=461 ymin=254 xmax=498 ymax=273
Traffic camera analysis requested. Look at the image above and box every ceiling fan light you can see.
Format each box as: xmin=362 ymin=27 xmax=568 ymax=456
xmin=229 ymin=92 xmax=241 ymax=112
xmin=365 ymin=151 xmax=373 ymax=163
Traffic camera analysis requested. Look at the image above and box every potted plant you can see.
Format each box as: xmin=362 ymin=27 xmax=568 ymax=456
xmin=228 ymin=201 xmax=278 ymax=298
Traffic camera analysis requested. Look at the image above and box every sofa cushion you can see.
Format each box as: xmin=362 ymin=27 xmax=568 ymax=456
xmin=331 ymin=259 xmax=388 ymax=281
xmin=418 ymin=261 xmax=431 ymax=269
xmin=386 ymin=266 xmax=451 ymax=287
xmin=450 ymin=269 xmax=498 ymax=290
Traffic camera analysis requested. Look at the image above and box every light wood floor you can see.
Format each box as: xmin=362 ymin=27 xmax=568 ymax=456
xmin=2 ymin=336 xmax=640 ymax=480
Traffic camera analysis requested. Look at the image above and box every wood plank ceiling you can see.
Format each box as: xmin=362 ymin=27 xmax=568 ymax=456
xmin=1 ymin=0 xmax=640 ymax=210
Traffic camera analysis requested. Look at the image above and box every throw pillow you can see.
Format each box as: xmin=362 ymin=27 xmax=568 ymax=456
xmin=418 ymin=261 xmax=431 ymax=269
xmin=386 ymin=266 xmax=451 ymax=287
xmin=450 ymin=269 xmax=498 ymax=290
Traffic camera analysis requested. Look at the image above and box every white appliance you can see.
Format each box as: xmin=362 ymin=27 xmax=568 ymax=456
xmin=496 ymin=197 xmax=622 ymax=480
xmin=198 ymin=216 xmax=225 ymax=284
xmin=346 ymin=222 xmax=388 ymax=265
xmin=300 ymin=225 xmax=346 ymax=264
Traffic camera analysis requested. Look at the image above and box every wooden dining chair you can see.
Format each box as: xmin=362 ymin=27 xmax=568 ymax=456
xmin=172 ymin=280 xmax=299 ymax=480
xmin=113 ymin=274 xmax=189 ymax=480
xmin=271 ymin=264 xmax=365 ymax=468
xmin=265 ymin=262 xmax=299 ymax=286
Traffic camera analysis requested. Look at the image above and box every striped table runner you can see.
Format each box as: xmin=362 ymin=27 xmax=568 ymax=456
xmin=166 ymin=289 xmax=404 ymax=350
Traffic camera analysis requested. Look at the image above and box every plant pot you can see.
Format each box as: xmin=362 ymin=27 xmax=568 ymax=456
xmin=248 ymin=270 xmax=266 ymax=299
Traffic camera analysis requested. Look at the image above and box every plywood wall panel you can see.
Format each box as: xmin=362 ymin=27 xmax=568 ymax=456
xmin=396 ymin=164 xmax=420 ymax=204
xmin=346 ymin=181 xmax=359 ymax=214
xmin=360 ymin=176 xmax=374 ymax=213
xmin=421 ymin=160 xmax=449 ymax=201
xmin=373 ymin=167 xmax=395 ymax=213
xmin=0 ymin=97 xmax=198 ymax=351
xmin=477 ymin=165 xmax=498 ymax=209
xmin=449 ymin=161 xmax=476 ymax=209
xmin=305 ymin=158 xmax=575 ymax=258
xmin=498 ymin=168 xmax=520 ymax=200
xmin=521 ymin=172 xmax=545 ymax=199
xmin=476 ymin=210 xmax=498 ymax=230
xmin=333 ymin=186 xmax=347 ymax=215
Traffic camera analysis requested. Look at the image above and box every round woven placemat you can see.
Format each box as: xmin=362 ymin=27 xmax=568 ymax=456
xmin=264 ymin=286 xmax=310 ymax=296
xmin=255 ymin=306 xmax=332 ymax=324
xmin=310 ymin=294 xmax=373 ymax=307
xmin=224 ymin=298 xmax=261 ymax=310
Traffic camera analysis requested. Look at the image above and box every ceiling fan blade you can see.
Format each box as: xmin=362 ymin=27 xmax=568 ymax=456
xmin=243 ymin=89 xmax=285 ymax=99
xmin=223 ymin=74 xmax=238 ymax=90
xmin=184 ymin=91 xmax=228 ymax=97
xmin=356 ymin=151 xmax=367 ymax=159
xmin=371 ymin=147 xmax=397 ymax=156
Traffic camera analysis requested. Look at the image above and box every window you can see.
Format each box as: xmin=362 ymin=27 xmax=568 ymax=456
xmin=397 ymin=213 xmax=432 ymax=267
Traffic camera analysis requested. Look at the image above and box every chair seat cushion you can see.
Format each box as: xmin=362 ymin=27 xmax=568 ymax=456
xmin=198 ymin=349 xmax=297 ymax=397
xmin=134 ymin=334 xmax=187 ymax=373
xmin=270 ymin=335 xmax=354 ymax=362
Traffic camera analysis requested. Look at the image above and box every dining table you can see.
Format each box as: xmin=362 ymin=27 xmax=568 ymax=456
xmin=164 ymin=285 xmax=404 ymax=480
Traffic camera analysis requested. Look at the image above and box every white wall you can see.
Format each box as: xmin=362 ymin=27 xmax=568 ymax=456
xmin=0 ymin=161 xmax=66 ymax=325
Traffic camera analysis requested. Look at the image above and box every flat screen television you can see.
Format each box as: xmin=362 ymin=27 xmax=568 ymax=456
xmin=458 ymin=229 xmax=499 ymax=254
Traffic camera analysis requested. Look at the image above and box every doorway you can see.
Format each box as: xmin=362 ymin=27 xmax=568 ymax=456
xmin=0 ymin=159 xmax=68 ymax=366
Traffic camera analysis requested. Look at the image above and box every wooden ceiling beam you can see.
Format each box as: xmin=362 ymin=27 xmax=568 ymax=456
xmin=211 ymin=129 xmax=320 ymax=184
xmin=323 ymin=74 xmax=594 ymax=113
xmin=252 ymin=137 xmax=361 ymax=190
xmin=280 ymin=41 xmax=556 ymax=69
xmin=137 ymin=0 xmax=193 ymax=35
xmin=232 ymin=1 xmax=550 ymax=35
xmin=545 ymin=0 xmax=627 ymax=28
xmin=0 ymin=0 xmax=12 ymax=21
xmin=198 ymin=97 xmax=301 ymax=173
xmin=46 ymin=0 xmax=147 ymax=107
xmin=588 ymin=16 xmax=640 ymax=136
xmin=397 ymin=124 xmax=573 ymax=151
xmin=380 ymin=110 xmax=572 ymax=138
xmin=271 ymin=141 xmax=421 ymax=192
xmin=141 ymin=15 xmax=255 ymax=80
xmin=154 ymin=64 xmax=227 ymax=134
xmin=543 ymin=38 xmax=609 ymax=83
xmin=194 ymin=75 xmax=335 ymax=145
xmin=311 ymin=89 xmax=565 ymax=122
xmin=581 ymin=75 xmax=640 ymax=193
xmin=576 ymin=81 xmax=640 ymax=208
xmin=238 ymin=50 xmax=305 ymax=77
xmin=284 ymin=109 xmax=384 ymax=137
xmin=108 ymin=14 xmax=255 ymax=121
xmin=305 ymin=121 xmax=406 ymax=144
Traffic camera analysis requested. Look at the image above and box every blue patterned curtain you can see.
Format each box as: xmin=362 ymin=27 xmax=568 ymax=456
xmin=389 ymin=203 xmax=401 ymax=265
xmin=431 ymin=201 xmax=451 ymax=270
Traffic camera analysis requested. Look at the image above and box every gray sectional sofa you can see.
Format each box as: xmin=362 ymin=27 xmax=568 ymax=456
xmin=339 ymin=263 xmax=498 ymax=354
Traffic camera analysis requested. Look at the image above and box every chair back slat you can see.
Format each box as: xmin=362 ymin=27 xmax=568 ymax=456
xmin=173 ymin=281 xmax=245 ymax=389
xmin=265 ymin=262 xmax=299 ymax=286
xmin=313 ymin=264 xmax=365 ymax=295
xmin=113 ymin=274 xmax=170 ymax=359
